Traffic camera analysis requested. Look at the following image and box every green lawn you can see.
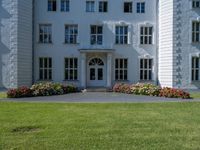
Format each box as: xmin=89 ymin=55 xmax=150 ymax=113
xmin=0 ymin=102 xmax=200 ymax=150
xmin=0 ymin=92 xmax=7 ymax=99
xmin=190 ymin=92 xmax=200 ymax=99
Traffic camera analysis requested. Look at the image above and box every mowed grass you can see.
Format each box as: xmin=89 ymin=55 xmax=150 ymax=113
xmin=190 ymin=92 xmax=200 ymax=99
xmin=0 ymin=92 xmax=6 ymax=99
xmin=0 ymin=102 xmax=200 ymax=150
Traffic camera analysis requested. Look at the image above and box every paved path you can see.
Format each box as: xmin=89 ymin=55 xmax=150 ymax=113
xmin=0 ymin=92 xmax=198 ymax=103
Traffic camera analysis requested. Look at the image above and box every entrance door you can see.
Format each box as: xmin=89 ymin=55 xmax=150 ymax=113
xmin=88 ymin=58 xmax=106 ymax=87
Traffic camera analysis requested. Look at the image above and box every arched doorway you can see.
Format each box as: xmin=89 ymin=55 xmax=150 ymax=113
xmin=87 ymin=58 xmax=106 ymax=87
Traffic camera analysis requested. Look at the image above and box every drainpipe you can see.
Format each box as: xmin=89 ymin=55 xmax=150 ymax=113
xmin=32 ymin=0 xmax=35 ymax=85
xmin=155 ymin=0 xmax=159 ymax=86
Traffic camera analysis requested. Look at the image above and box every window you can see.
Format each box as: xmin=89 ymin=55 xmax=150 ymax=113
xmin=140 ymin=26 xmax=153 ymax=44
xmin=65 ymin=58 xmax=78 ymax=80
xmin=65 ymin=25 xmax=78 ymax=44
xmin=39 ymin=24 xmax=52 ymax=43
xmin=99 ymin=1 xmax=108 ymax=12
xmin=140 ymin=59 xmax=153 ymax=80
xmin=115 ymin=59 xmax=128 ymax=80
xmin=115 ymin=26 xmax=128 ymax=44
xmin=86 ymin=1 xmax=95 ymax=12
xmin=90 ymin=25 xmax=103 ymax=45
xmin=48 ymin=0 xmax=57 ymax=11
xmin=39 ymin=58 xmax=52 ymax=80
xmin=193 ymin=0 xmax=200 ymax=8
xmin=192 ymin=22 xmax=200 ymax=43
xmin=137 ymin=2 xmax=145 ymax=13
xmin=61 ymin=0 xmax=69 ymax=12
xmin=124 ymin=2 xmax=132 ymax=13
xmin=192 ymin=57 xmax=199 ymax=81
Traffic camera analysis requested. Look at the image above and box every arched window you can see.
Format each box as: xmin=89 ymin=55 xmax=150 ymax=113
xmin=89 ymin=58 xmax=104 ymax=66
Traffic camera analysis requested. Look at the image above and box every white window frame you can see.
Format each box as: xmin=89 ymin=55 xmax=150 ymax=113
xmin=191 ymin=57 xmax=199 ymax=81
xmin=115 ymin=25 xmax=129 ymax=44
xmin=90 ymin=25 xmax=103 ymax=45
xmin=86 ymin=1 xmax=95 ymax=12
xmin=39 ymin=57 xmax=52 ymax=80
xmin=48 ymin=0 xmax=57 ymax=11
xmin=61 ymin=0 xmax=70 ymax=12
xmin=137 ymin=2 xmax=145 ymax=13
xmin=39 ymin=24 xmax=52 ymax=43
xmin=140 ymin=58 xmax=153 ymax=81
xmin=140 ymin=26 xmax=153 ymax=45
xmin=64 ymin=58 xmax=78 ymax=80
xmin=192 ymin=0 xmax=200 ymax=8
xmin=192 ymin=21 xmax=200 ymax=43
xmin=124 ymin=2 xmax=132 ymax=13
xmin=115 ymin=58 xmax=128 ymax=81
xmin=99 ymin=1 xmax=108 ymax=12
xmin=65 ymin=25 xmax=78 ymax=44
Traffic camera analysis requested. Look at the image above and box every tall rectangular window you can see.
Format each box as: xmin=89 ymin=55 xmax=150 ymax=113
xmin=90 ymin=25 xmax=103 ymax=45
xmin=115 ymin=59 xmax=128 ymax=80
xmin=48 ymin=0 xmax=57 ymax=11
xmin=61 ymin=0 xmax=70 ymax=12
xmin=192 ymin=22 xmax=200 ymax=43
xmin=39 ymin=58 xmax=52 ymax=80
xmin=115 ymin=26 xmax=128 ymax=44
xmin=140 ymin=59 xmax=153 ymax=80
xmin=124 ymin=2 xmax=132 ymax=13
xmin=192 ymin=57 xmax=199 ymax=81
xmin=86 ymin=1 xmax=95 ymax=12
xmin=137 ymin=2 xmax=145 ymax=13
xmin=140 ymin=26 xmax=153 ymax=45
xmin=39 ymin=24 xmax=52 ymax=43
xmin=65 ymin=25 xmax=78 ymax=44
xmin=99 ymin=1 xmax=108 ymax=12
xmin=65 ymin=58 xmax=78 ymax=80
xmin=193 ymin=0 xmax=200 ymax=8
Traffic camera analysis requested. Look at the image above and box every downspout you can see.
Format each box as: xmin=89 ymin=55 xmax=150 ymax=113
xmin=32 ymin=0 xmax=35 ymax=85
xmin=156 ymin=0 xmax=159 ymax=86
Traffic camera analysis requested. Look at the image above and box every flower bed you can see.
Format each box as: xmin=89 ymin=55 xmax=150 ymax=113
xmin=7 ymin=82 xmax=77 ymax=98
xmin=113 ymin=83 xmax=190 ymax=99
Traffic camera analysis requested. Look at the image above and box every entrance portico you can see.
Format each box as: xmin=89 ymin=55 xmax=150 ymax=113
xmin=79 ymin=49 xmax=114 ymax=88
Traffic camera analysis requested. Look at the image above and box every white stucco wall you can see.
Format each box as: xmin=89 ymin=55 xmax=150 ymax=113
xmin=0 ymin=0 xmax=32 ymax=89
xmin=34 ymin=0 xmax=158 ymax=87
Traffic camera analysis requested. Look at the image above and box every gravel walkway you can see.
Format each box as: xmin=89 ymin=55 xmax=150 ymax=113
xmin=0 ymin=92 xmax=198 ymax=103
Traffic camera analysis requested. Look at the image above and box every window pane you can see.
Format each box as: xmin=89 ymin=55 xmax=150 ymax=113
xmin=98 ymin=68 xmax=103 ymax=80
xmin=90 ymin=68 xmax=95 ymax=80
xmin=124 ymin=70 xmax=127 ymax=80
xmin=65 ymin=69 xmax=69 ymax=79
xmin=115 ymin=70 xmax=119 ymax=80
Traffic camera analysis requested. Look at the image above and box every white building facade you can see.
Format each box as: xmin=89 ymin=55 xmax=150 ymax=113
xmin=0 ymin=0 xmax=200 ymax=89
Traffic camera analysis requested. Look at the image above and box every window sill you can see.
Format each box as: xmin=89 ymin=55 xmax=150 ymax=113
xmin=63 ymin=80 xmax=79 ymax=82
xmin=37 ymin=79 xmax=53 ymax=82
xmin=38 ymin=42 xmax=53 ymax=45
xmin=114 ymin=43 xmax=131 ymax=46
xmin=63 ymin=43 xmax=80 ymax=45
xmin=139 ymin=44 xmax=154 ymax=46
xmin=115 ymin=80 xmax=129 ymax=82
xmin=139 ymin=80 xmax=154 ymax=82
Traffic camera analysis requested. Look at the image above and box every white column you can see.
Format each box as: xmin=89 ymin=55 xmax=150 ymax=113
xmin=81 ymin=53 xmax=86 ymax=88
xmin=107 ymin=53 xmax=112 ymax=88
